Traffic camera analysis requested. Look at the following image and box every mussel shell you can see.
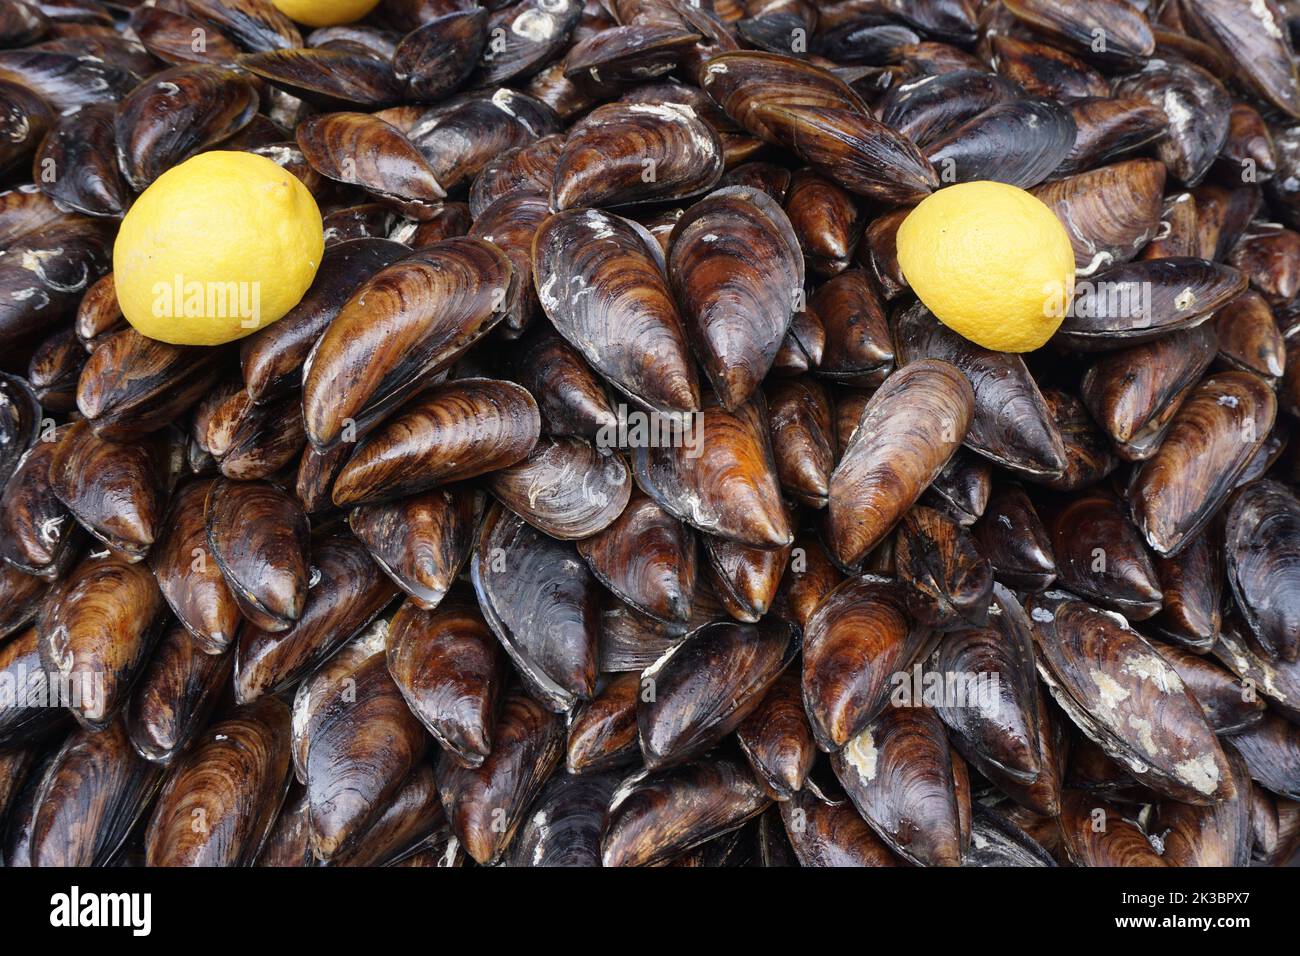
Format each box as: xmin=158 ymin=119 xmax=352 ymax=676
xmin=1113 ymin=59 xmax=1230 ymax=187
xmin=205 ymin=477 xmax=311 ymax=633
xmin=1030 ymin=159 xmax=1164 ymax=272
xmin=234 ymin=532 xmax=398 ymax=703
xmin=471 ymin=504 xmax=600 ymax=711
xmin=639 ymin=616 xmax=798 ymax=769
xmin=0 ymin=625 xmax=66 ymax=748
xmin=126 ymin=623 xmax=234 ymax=764
xmin=533 ymin=207 xmax=699 ymax=414
xmin=802 ymin=575 xmax=928 ymax=752
xmin=128 ymin=6 xmax=242 ymax=67
xmin=925 ymin=98 xmax=1075 ymax=190
xmin=239 ymin=48 xmax=402 ymax=109
xmin=505 ymin=769 xmax=621 ymax=867
xmin=37 ymin=553 xmax=165 ymax=729
xmin=1149 ymin=531 xmax=1221 ymax=653
xmin=1153 ymin=741 xmax=1253 ymax=867
xmin=468 ymin=191 xmax=550 ymax=335
xmin=34 ymin=102 xmax=130 ymax=218
xmin=1233 ymin=712 xmax=1300 ymax=801
xmin=1215 ymin=290 xmax=1286 ymax=382
xmin=877 ymin=69 xmax=1017 ymax=150
xmin=990 ymin=34 xmax=1107 ymax=101
xmin=468 ymin=133 xmax=564 ymax=217
xmin=784 ymin=168 xmax=860 ymax=277
xmin=1057 ymin=96 xmax=1168 ymax=176
xmin=1128 ymin=371 xmax=1276 ymax=557
xmin=1181 ymin=0 xmax=1300 ymax=119
xmin=435 ymin=684 xmax=564 ymax=865
xmin=1028 ymin=590 xmax=1237 ymax=805
xmin=566 ymin=671 xmax=641 ymax=775
xmin=1223 ymin=480 xmax=1300 ymax=663
xmin=736 ymin=670 xmax=816 ymax=801
xmin=487 ymin=435 xmax=631 ymax=539
xmin=1058 ymin=791 xmax=1166 ymax=867
xmin=145 ymin=696 xmax=292 ymax=866
xmin=1002 ymin=0 xmax=1154 ymax=65
xmin=600 ymin=755 xmax=770 ymax=867
xmin=0 ymin=48 xmax=137 ymax=112
xmin=827 ymin=358 xmax=974 ymax=567
xmin=895 ymin=504 xmax=992 ymax=630
xmin=1153 ymin=641 xmax=1263 ymax=736
xmin=779 ymin=776 xmax=901 ymax=867
xmin=386 ymin=590 xmax=504 ymax=768
xmin=0 ymin=218 xmax=112 ymax=349
xmin=296 ymin=111 xmax=446 ymax=211
xmin=394 ymin=9 xmax=489 ymax=101
xmin=0 ymin=424 xmax=83 ymax=578
xmin=27 ymin=329 xmax=84 ymax=414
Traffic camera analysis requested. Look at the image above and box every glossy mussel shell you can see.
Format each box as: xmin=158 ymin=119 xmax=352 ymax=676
xmin=296 ymin=111 xmax=446 ymax=211
xmin=486 ymin=436 xmax=631 ymax=540
xmin=895 ymin=504 xmax=992 ymax=631
xmin=127 ymin=622 xmax=234 ymax=764
xmin=1224 ymin=480 xmax=1300 ymax=663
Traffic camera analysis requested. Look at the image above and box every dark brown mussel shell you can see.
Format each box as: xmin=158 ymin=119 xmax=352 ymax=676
xmin=668 ymin=186 xmax=802 ymax=410
xmin=1181 ymin=0 xmax=1300 ymax=119
xmin=1079 ymin=324 xmax=1218 ymax=461
xmin=149 ymin=479 xmax=241 ymax=655
xmin=1057 ymin=96 xmax=1168 ymax=176
xmin=76 ymin=328 xmax=224 ymax=441
xmin=784 ymin=169 xmax=861 ymax=278
xmin=1056 ymin=257 xmax=1245 ymax=351
xmin=435 ymin=684 xmax=564 ymax=865
xmin=74 ymin=271 xmax=124 ymax=352
xmin=895 ymin=302 xmax=1065 ymax=479
xmin=510 ymin=323 xmax=616 ymax=440
xmin=973 ymin=484 xmax=1056 ymax=591
xmin=296 ymin=111 xmax=446 ymax=214
xmin=639 ymin=616 xmax=797 ymax=769
xmin=765 ymin=376 xmax=833 ymax=509
xmin=48 ymin=421 xmax=181 ymax=561
xmin=114 ymin=65 xmax=259 ymax=191
xmin=184 ymin=0 xmax=301 ymax=53
xmin=564 ymin=22 xmax=699 ymax=85
xmin=393 ymin=9 xmax=489 ymax=101
xmin=1028 ymin=590 xmax=1237 ymax=805
xmin=505 ymin=769 xmax=621 ymax=867
xmin=475 ymin=0 xmax=580 ymax=87
xmin=736 ymin=670 xmax=816 ymax=801
xmin=468 ymin=133 xmax=563 ymax=218
xmin=1031 ymin=159 xmax=1164 ymax=272
xmin=576 ymin=489 xmax=695 ymax=625
xmin=1128 ymin=371 xmax=1276 ymax=557
xmin=1040 ymin=487 xmax=1163 ymax=621
xmin=34 ymin=102 xmax=130 ymax=218
xmin=487 ymin=435 xmax=631 ymax=539
xmin=633 ymin=395 xmax=792 ymax=550
xmin=1215 ymin=290 xmax=1286 ymax=383
xmin=802 ymin=575 xmax=928 ymax=752
xmin=0 ymin=424 xmax=82 ymax=578
xmin=1113 ymin=59 xmax=1230 ymax=187
xmin=990 ymin=34 xmax=1107 ymax=100
xmin=205 ymin=477 xmax=310 ymax=633
xmin=775 ymin=532 xmax=844 ymax=634
xmin=471 ymin=504 xmax=600 ymax=711
xmin=128 ymin=6 xmax=242 ymax=67
xmin=827 ymin=359 xmax=973 ymax=567
xmin=924 ymin=448 xmax=992 ymax=528
xmin=926 ymin=98 xmax=1076 ymax=191
xmin=779 ymin=770 xmax=900 ymax=867
xmin=1153 ymin=641 xmax=1263 ymax=736
xmin=0 ymin=3 xmax=48 ymax=48
xmin=386 ymin=590 xmax=504 ymax=768
xmin=349 ymin=486 xmax=481 ymax=611
xmin=241 ymin=238 xmax=407 ymax=404
xmin=1149 ymin=531 xmax=1221 ymax=653
xmin=27 ymin=329 xmax=84 ymax=414
xmin=533 ymin=207 xmax=699 ymax=413
xmin=0 ymin=49 xmax=137 ymax=113
xmin=1038 ymin=388 xmax=1119 ymax=491
xmin=126 ymin=622 xmax=234 ymax=764
xmin=234 ymin=532 xmax=397 ymax=703
xmin=601 ymin=755 xmax=770 ymax=867
xmin=1003 ymin=0 xmax=1154 ymax=65
xmin=876 ymin=69 xmax=1017 ymax=150
xmin=200 ymin=383 xmax=306 ymax=481
xmin=303 ymin=238 xmax=517 ymax=449
xmin=566 ymin=671 xmax=641 ymax=775
xmin=37 ymin=553 xmax=166 ymax=730
xmin=551 ymin=101 xmax=723 ymax=211
xmin=145 ymin=696 xmax=291 ymax=866
xmin=468 ymin=191 xmax=550 ymax=335
xmin=0 ymin=218 xmax=112 ymax=349
xmin=239 ymin=48 xmax=402 ymax=109
xmin=325 ymin=763 xmax=445 ymax=868
xmin=1224 ymin=480 xmax=1300 ymax=663
xmin=0 ymin=625 xmax=66 ymax=748
xmin=28 ymin=719 xmax=163 ymax=867
xmin=0 ymin=372 xmax=40 ymax=488
xmin=1153 ymin=742 xmax=1253 ymax=867
xmin=1058 ymin=791 xmax=1166 ymax=867
xmin=332 ymin=378 xmax=539 ymax=506
xmin=895 ymin=504 xmax=992 ymax=630
xmin=831 ymin=704 xmax=964 ymax=867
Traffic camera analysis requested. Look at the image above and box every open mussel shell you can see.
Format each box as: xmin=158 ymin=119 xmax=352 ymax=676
xmin=435 ymin=684 xmax=564 ymax=865
xmin=34 ymin=102 xmax=130 ymax=218
xmin=601 ymin=754 xmax=770 ymax=867
xmin=831 ymin=704 xmax=964 ymax=867
xmin=668 ymin=186 xmax=803 ymax=411
xmin=303 ymin=238 xmax=517 ymax=450
xmin=1058 ymin=791 xmax=1165 ymax=867
xmin=0 ymin=625 xmax=66 ymax=748
xmin=205 ymin=477 xmax=311 ymax=633
xmin=386 ymin=590 xmax=504 ymax=769
xmin=332 ymin=378 xmax=538 ymax=507
xmin=0 ymin=424 xmax=83 ymax=579
xmin=895 ymin=505 xmax=992 ymax=631
xmin=1128 ymin=371 xmax=1276 ymax=558
xmin=566 ymin=672 xmax=642 ymax=775
xmin=241 ymin=238 xmax=407 ymax=404
xmin=639 ymin=616 xmax=798 ymax=769
xmin=487 ymin=436 xmax=631 ymax=539
xmin=1113 ymin=58 xmax=1229 ymax=187
xmin=551 ymin=101 xmax=723 ymax=211
xmin=633 ymin=395 xmax=792 ymax=550
xmin=576 ymin=489 xmax=695 ymax=625
xmin=736 ymin=670 xmax=816 ymax=801
xmin=145 ymin=696 xmax=292 ymax=867
xmin=533 ymin=206 xmax=699 ymax=414
xmin=827 ymin=358 xmax=973 ymax=567
xmin=802 ymin=575 xmax=928 ymax=752
xmin=505 ymin=769 xmax=621 ymax=867
xmin=349 ymin=486 xmax=482 ymax=611
xmin=933 ymin=585 xmax=1041 ymax=784
xmin=27 ymin=719 xmax=164 ymax=867
xmin=1223 ymin=479 xmax=1300 ymax=663
xmin=235 ymin=532 xmax=397 ymax=703
xmin=126 ymin=623 xmax=234 ymax=764
xmin=1028 ymin=590 xmax=1236 ymax=805
xmin=471 ymin=504 xmax=600 ymax=711
xmin=925 ymin=97 xmax=1076 ymax=190
xmin=297 ymin=111 xmax=446 ymax=214
xmin=37 ymin=553 xmax=166 ymax=730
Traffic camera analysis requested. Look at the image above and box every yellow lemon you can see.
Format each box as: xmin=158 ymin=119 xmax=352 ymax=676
xmin=114 ymin=151 xmax=323 ymax=346
xmin=271 ymin=0 xmax=380 ymax=27
xmin=896 ymin=181 xmax=1076 ymax=353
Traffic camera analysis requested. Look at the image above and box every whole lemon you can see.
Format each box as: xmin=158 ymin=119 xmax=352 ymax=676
xmin=896 ymin=181 xmax=1076 ymax=353
xmin=114 ymin=151 xmax=324 ymax=346
xmin=271 ymin=0 xmax=380 ymax=27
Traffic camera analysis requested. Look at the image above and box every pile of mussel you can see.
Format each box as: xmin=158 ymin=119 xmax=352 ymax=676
xmin=1 ymin=0 xmax=1300 ymax=869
